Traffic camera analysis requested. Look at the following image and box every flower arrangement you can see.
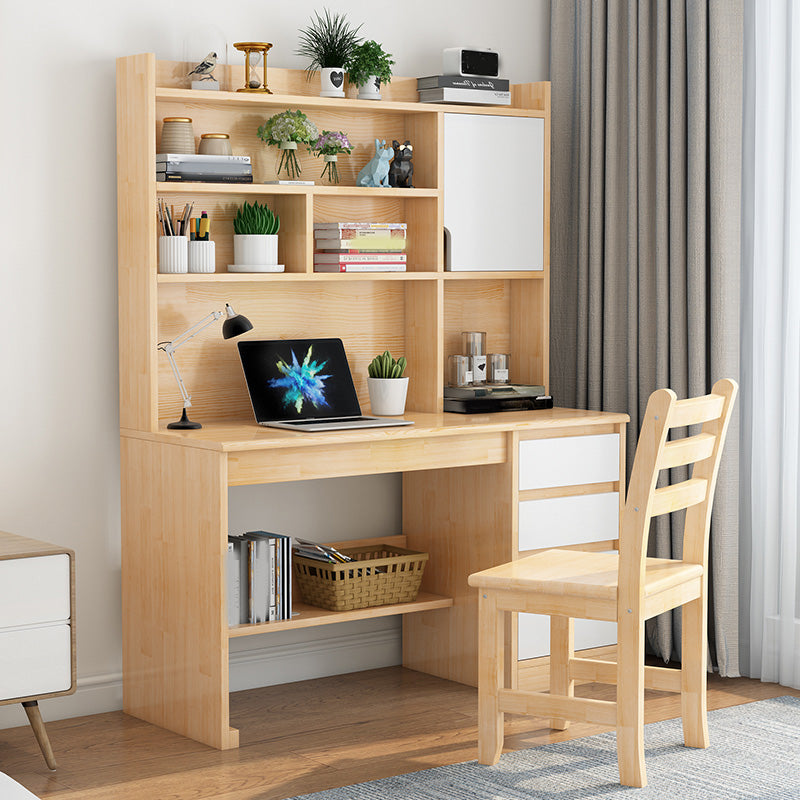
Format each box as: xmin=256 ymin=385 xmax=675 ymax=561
xmin=257 ymin=110 xmax=319 ymax=180
xmin=308 ymin=130 xmax=352 ymax=184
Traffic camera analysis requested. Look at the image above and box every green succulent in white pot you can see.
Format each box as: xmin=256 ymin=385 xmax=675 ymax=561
xmin=367 ymin=350 xmax=408 ymax=415
xmin=230 ymin=201 xmax=283 ymax=273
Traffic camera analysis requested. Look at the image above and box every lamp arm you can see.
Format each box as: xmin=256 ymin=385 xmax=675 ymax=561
xmin=164 ymin=348 xmax=192 ymax=408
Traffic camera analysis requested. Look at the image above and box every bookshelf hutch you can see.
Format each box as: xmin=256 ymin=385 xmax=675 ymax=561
xmin=117 ymin=53 xmax=627 ymax=750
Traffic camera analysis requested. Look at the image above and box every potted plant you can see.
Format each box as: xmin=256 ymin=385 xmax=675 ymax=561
xmin=296 ymin=9 xmax=363 ymax=98
xmin=258 ymin=110 xmax=319 ymax=181
xmin=346 ymin=40 xmax=394 ymax=100
xmin=367 ymin=350 xmax=408 ymax=415
xmin=308 ymin=130 xmax=352 ymax=183
xmin=230 ymin=200 xmax=282 ymax=273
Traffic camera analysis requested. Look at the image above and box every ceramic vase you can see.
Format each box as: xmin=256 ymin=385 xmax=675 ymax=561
xmin=229 ymin=234 xmax=283 ymax=272
xmin=357 ymin=76 xmax=382 ymax=100
xmin=320 ymin=67 xmax=345 ymax=97
xmin=367 ymin=377 xmax=409 ymax=416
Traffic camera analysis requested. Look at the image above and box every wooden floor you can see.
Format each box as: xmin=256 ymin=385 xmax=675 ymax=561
xmin=0 ymin=667 xmax=797 ymax=800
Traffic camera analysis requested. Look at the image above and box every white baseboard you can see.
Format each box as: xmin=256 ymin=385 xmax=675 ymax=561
xmin=0 ymin=628 xmax=402 ymax=730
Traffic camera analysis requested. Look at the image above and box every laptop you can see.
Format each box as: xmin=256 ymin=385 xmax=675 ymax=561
xmin=238 ymin=338 xmax=414 ymax=432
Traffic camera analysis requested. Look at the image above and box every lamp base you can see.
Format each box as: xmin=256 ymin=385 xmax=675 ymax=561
xmin=167 ymin=409 xmax=202 ymax=430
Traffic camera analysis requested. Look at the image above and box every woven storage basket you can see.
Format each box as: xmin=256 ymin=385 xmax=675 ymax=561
xmin=293 ymin=545 xmax=429 ymax=612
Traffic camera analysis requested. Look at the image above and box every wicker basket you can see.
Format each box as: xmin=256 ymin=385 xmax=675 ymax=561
xmin=293 ymin=545 xmax=429 ymax=612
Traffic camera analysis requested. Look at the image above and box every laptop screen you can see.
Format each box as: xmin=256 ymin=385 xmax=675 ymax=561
xmin=238 ymin=339 xmax=363 ymax=422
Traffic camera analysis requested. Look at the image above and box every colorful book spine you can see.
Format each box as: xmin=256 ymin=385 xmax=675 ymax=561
xmin=314 ymin=263 xmax=407 ymax=272
xmin=156 ymin=153 xmax=251 ymax=163
xmin=417 ymin=87 xmax=511 ymax=105
xmin=313 ymin=222 xmax=407 ymax=230
xmin=314 ymin=253 xmax=406 ymax=263
xmin=156 ymin=173 xmax=254 ymax=184
xmin=416 ymin=75 xmax=510 ymax=91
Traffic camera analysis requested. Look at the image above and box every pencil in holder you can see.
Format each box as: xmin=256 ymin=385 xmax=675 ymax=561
xmin=158 ymin=236 xmax=188 ymax=274
xmin=188 ymin=240 xmax=215 ymax=273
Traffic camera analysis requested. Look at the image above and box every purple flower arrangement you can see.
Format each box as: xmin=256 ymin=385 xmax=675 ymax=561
xmin=309 ymin=130 xmax=353 ymax=183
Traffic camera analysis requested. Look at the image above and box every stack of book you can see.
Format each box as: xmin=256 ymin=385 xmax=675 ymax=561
xmin=227 ymin=530 xmax=292 ymax=626
xmin=156 ymin=153 xmax=253 ymax=184
xmin=416 ymin=75 xmax=511 ymax=106
xmin=314 ymin=222 xmax=407 ymax=272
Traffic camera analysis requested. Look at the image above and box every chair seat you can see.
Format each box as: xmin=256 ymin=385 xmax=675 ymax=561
xmin=468 ymin=548 xmax=703 ymax=604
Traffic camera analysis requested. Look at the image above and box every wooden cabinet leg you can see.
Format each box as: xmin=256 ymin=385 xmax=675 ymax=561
xmin=477 ymin=591 xmax=504 ymax=765
xmin=22 ymin=701 xmax=57 ymax=770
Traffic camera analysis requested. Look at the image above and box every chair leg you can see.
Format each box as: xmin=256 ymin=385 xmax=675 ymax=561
xmin=549 ymin=615 xmax=574 ymax=730
xmin=681 ymin=596 xmax=709 ymax=748
xmin=616 ymin=615 xmax=646 ymax=788
xmin=22 ymin=701 xmax=57 ymax=770
xmin=477 ymin=590 xmax=504 ymax=765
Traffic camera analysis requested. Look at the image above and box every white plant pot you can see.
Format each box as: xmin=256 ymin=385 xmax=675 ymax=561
xmin=367 ymin=377 xmax=409 ymax=416
xmin=357 ymin=76 xmax=382 ymax=100
xmin=320 ymin=67 xmax=345 ymax=97
xmin=230 ymin=234 xmax=283 ymax=272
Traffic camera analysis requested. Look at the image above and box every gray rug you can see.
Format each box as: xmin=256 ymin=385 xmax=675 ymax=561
xmin=285 ymin=696 xmax=800 ymax=799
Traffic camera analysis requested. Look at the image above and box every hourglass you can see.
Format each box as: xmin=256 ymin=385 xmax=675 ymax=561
xmin=233 ymin=42 xmax=272 ymax=93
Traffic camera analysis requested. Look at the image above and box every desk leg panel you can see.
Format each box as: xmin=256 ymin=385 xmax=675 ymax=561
xmin=121 ymin=437 xmax=236 ymax=750
xmin=403 ymin=456 xmax=515 ymax=687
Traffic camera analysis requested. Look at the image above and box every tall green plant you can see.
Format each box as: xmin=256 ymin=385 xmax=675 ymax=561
xmin=233 ymin=201 xmax=280 ymax=235
xmin=296 ymin=9 xmax=363 ymax=74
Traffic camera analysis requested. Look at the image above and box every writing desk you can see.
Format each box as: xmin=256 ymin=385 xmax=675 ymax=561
xmin=120 ymin=407 xmax=628 ymax=749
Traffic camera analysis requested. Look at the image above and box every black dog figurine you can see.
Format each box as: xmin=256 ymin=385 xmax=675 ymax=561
xmin=388 ymin=140 xmax=414 ymax=188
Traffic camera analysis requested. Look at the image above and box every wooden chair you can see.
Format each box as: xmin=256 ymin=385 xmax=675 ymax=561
xmin=468 ymin=379 xmax=737 ymax=787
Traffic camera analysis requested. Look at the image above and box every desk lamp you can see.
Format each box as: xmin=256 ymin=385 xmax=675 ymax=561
xmin=158 ymin=303 xmax=253 ymax=430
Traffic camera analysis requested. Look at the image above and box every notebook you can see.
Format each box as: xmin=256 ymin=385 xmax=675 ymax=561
xmin=238 ymin=338 xmax=414 ymax=432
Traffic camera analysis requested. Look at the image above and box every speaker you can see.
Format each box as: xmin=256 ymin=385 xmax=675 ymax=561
xmin=442 ymin=48 xmax=499 ymax=78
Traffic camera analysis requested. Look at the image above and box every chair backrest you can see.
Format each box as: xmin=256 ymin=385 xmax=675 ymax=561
xmin=618 ymin=378 xmax=738 ymax=606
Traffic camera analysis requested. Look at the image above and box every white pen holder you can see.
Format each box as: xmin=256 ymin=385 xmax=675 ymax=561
xmin=188 ymin=240 xmax=215 ymax=273
xmin=158 ymin=236 xmax=188 ymax=274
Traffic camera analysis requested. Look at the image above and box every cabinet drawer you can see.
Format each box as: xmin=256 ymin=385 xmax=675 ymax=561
xmin=518 ymin=614 xmax=617 ymax=660
xmin=519 ymin=434 xmax=620 ymax=490
xmin=0 ymin=625 xmax=72 ymax=699
xmin=0 ymin=555 xmax=70 ymax=628
xmin=518 ymin=492 xmax=619 ymax=551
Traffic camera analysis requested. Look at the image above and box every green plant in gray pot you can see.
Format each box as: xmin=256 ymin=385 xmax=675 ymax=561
xmin=230 ymin=201 xmax=283 ymax=273
xmin=367 ymin=350 xmax=409 ymax=415
xmin=346 ymin=40 xmax=394 ymax=100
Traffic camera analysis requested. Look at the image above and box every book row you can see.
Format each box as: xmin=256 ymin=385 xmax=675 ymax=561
xmin=314 ymin=222 xmax=408 ymax=273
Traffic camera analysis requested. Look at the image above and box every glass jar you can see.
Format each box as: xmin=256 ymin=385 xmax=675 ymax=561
xmin=160 ymin=117 xmax=194 ymax=154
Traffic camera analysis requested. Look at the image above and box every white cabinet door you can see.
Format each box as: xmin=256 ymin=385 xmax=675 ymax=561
xmin=443 ymin=114 xmax=544 ymax=271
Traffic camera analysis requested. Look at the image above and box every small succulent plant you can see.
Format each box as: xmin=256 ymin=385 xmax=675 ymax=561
xmin=233 ymin=201 xmax=280 ymax=235
xmin=368 ymin=350 xmax=407 ymax=379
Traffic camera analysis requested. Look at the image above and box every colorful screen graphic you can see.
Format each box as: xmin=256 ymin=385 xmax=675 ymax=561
xmin=268 ymin=346 xmax=331 ymax=413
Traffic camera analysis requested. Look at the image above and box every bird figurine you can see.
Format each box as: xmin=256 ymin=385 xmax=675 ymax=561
xmin=188 ymin=52 xmax=217 ymax=82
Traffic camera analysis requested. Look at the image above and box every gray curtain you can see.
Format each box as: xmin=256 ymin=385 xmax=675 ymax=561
xmin=549 ymin=0 xmax=742 ymax=675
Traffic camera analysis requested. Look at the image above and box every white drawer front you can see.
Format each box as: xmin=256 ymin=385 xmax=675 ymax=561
xmin=0 ymin=625 xmax=72 ymax=699
xmin=518 ymin=614 xmax=617 ymax=660
xmin=518 ymin=492 xmax=619 ymax=552
xmin=0 ymin=554 xmax=70 ymax=628
xmin=519 ymin=434 xmax=620 ymax=490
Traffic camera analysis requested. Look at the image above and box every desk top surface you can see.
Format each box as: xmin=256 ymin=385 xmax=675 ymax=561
xmin=121 ymin=407 xmax=629 ymax=453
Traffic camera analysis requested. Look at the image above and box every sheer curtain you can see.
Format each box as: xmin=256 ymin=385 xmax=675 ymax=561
xmin=740 ymin=0 xmax=800 ymax=688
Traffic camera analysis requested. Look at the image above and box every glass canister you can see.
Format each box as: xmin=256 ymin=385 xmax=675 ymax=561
xmin=462 ymin=331 xmax=487 ymax=385
xmin=160 ymin=117 xmax=195 ymax=154
xmin=198 ymin=133 xmax=232 ymax=156
xmin=487 ymin=353 xmax=511 ymax=384
xmin=448 ymin=355 xmax=473 ymax=387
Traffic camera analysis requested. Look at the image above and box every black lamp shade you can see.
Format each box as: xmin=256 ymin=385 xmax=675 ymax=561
xmin=222 ymin=304 xmax=253 ymax=339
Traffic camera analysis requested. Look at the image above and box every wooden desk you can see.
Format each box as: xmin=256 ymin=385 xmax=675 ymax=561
xmin=120 ymin=408 xmax=628 ymax=750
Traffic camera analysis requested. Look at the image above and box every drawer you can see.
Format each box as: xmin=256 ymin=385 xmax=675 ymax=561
xmin=519 ymin=434 xmax=620 ymax=490
xmin=518 ymin=492 xmax=619 ymax=551
xmin=0 ymin=624 xmax=72 ymax=699
xmin=518 ymin=613 xmax=617 ymax=660
xmin=0 ymin=554 xmax=70 ymax=628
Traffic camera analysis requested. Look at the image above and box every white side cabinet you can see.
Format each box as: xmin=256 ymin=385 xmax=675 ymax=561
xmin=516 ymin=433 xmax=621 ymax=662
xmin=443 ymin=113 xmax=544 ymax=271
xmin=0 ymin=532 xmax=75 ymax=770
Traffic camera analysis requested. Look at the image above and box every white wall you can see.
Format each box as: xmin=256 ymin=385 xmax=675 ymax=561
xmin=0 ymin=0 xmax=549 ymax=728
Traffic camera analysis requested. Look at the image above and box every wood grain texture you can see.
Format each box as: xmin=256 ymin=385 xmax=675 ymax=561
xmin=121 ymin=436 xmax=235 ymax=750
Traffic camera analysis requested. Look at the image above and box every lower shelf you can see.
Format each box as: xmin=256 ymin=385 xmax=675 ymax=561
xmin=227 ymin=591 xmax=453 ymax=638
